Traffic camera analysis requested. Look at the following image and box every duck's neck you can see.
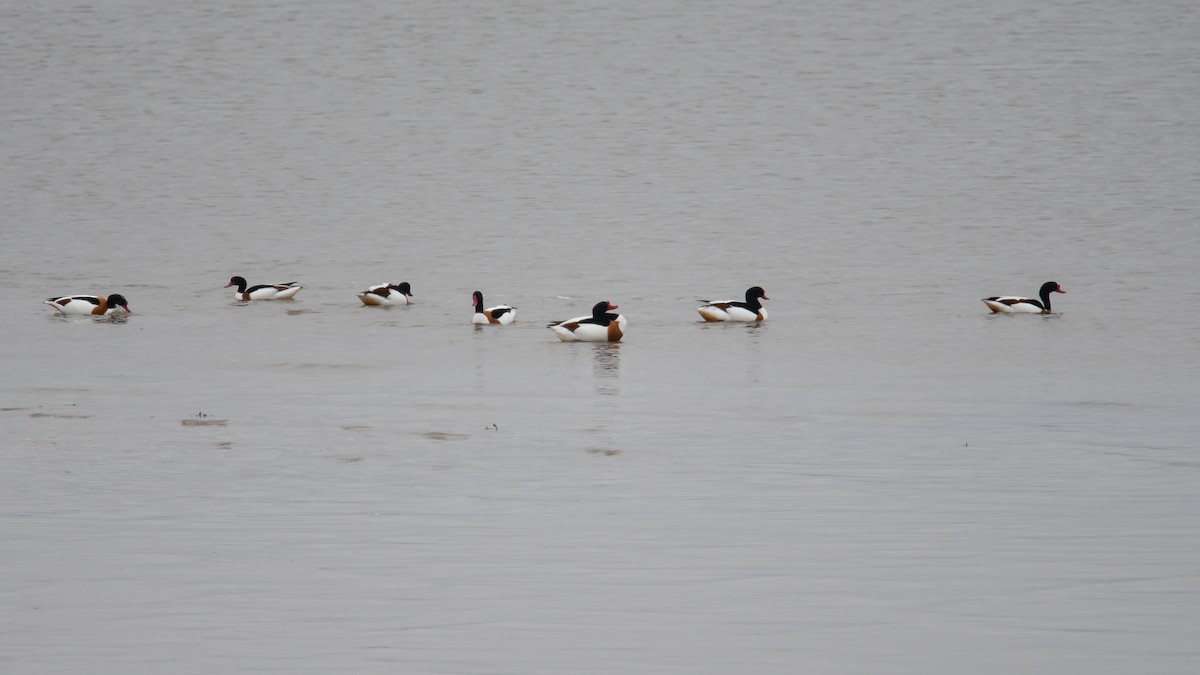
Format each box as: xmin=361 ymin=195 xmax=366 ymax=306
xmin=1040 ymin=289 xmax=1052 ymax=312
xmin=474 ymin=296 xmax=485 ymax=312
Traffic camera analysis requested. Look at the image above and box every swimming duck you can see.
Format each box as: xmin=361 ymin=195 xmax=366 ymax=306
xmin=982 ymin=281 xmax=1065 ymax=314
xmin=43 ymin=294 xmax=132 ymax=315
xmin=548 ymin=300 xmax=626 ymax=342
xmin=697 ymin=286 xmax=769 ymax=322
xmin=358 ymin=282 xmax=412 ymax=306
xmin=225 ymin=276 xmax=302 ymax=301
xmin=472 ymin=291 xmax=516 ymax=324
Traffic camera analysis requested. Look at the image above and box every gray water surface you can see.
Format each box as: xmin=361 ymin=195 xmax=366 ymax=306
xmin=2 ymin=1 xmax=1198 ymax=673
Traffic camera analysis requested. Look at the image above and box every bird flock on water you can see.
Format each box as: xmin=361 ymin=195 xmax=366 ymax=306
xmin=44 ymin=277 xmax=1065 ymax=341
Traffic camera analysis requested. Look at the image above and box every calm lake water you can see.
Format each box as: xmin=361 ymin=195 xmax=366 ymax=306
xmin=2 ymin=1 xmax=1198 ymax=673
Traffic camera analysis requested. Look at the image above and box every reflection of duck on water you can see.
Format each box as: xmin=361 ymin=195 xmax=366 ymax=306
xmin=592 ymin=342 xmax=621 ymax=375
xmin=592 ymin=342 xmax=621 ymax=397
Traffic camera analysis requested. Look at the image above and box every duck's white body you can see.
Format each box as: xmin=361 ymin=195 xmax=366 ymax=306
xmin=982 ymin=281 xmax=1065 ymax=314
xmin=471 ymin=291 xmax=516 ymax=324
xmin=697 ymin=286 xmax=769 ymax=322
xmin=474 ymin=306 xmax=516 ymax=325
xmin=549 ymin=315 xmax=626 ymax=341
xmin=548 ymin=301 xmax=626 ymax=342
xmin=226 ymin=276 xmax=302 ymax=301
xmin=697 ymin=304 xmax=767 ymax=322
xmin=358 ymin=282 xmax=412 ymax=306
xmin=44 ymin=294 xmax=131 ymax=316
xmin=982 ymin=297 xmax=1045 ymax=313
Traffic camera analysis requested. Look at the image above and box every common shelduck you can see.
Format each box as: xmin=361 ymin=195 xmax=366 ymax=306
xmin=982 ymin=281 xmax=1065 ymax=314
xmin=225 ymin=276 xmax=302 ymax=301
xmin=43 ymin=294 xmax=132 ymax=315
xmin=548 ymin=300 xmax=626 ymax=342
xmin=697 ymin=286 xmax=769 ymax=322
xmin=472 ymin=291 xmax=516 ymax=325
xmin=358 ymin=282 xmax=412 ymax=306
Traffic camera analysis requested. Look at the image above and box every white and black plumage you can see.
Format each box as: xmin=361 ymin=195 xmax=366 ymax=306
xmin=982 ymin=281 xmax=1065 ymax=314
xmin=225 ymin=276 xmax=302 ymax=301
xmin=358 ymin=282 xmax=412 ymax=306
xmin=697 ymin=286 xmax=769 ymax=322
xmin=548 ymin=300 xmax=626 ymax=342
xmin=44 ymin=294 xmax=132 ymax=315
xmin=472 ymin=291 xmax=516 ymax=325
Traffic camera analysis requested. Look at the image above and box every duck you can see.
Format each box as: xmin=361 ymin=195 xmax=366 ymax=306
xmin=43 ymin=293 xmax=132 ymax=316
xmin=225 ymin=276 xmax=302 ymax=301
xmin=358 ymin=282 xmax=412 ymax=306
xmin=548 ymin=300 xmax=626 ymax=342
xmin=982 ymin=281 xmax=1065 ymax=314
xmin=697 ymin=286 xmax=769 ymax=322
xmin=472 ymin=291 xmax=516 ymax=324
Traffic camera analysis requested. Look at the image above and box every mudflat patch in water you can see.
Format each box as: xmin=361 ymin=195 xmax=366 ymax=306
xmin=420 ymin=431 xmax=470 ymax=441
